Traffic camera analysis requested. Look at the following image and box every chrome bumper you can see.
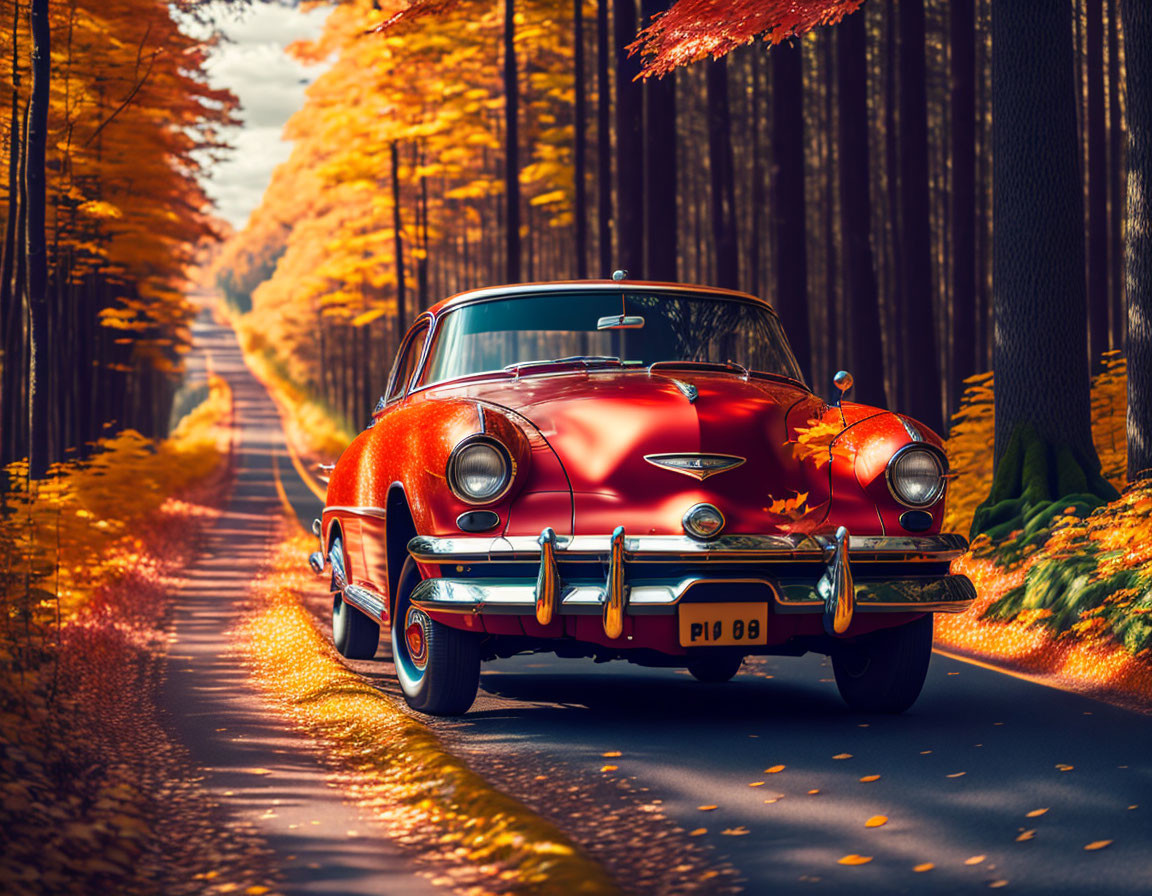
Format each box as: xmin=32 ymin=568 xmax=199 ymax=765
xmin=407 ymin=529 xmax=973 ymax=640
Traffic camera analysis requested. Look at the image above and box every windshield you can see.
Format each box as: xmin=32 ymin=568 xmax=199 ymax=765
xmin=419 ymin=291 xmax=805 ymax=386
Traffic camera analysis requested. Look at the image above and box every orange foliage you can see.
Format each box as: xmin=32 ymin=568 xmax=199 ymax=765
xmin=215 ymin=0 xmax=584 ymax=423
xmin=631 ymin=0 xmax=866 ymax=77
xmin=0 ymin=0 xmax=236 ymax=370
xmin=0 ymin=381 xmax=247 ymax=894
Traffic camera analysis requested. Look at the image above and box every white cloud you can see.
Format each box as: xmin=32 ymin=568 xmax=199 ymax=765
xmin=198 ymin=3 xmax=328 ymax=229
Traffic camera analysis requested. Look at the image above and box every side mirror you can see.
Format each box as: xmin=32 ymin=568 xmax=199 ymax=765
xmin=832 ymin=370 xmax=853 ymax=407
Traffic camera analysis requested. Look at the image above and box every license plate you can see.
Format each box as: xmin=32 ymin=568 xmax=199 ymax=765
xmin=678 ymin=603 xmax=769 ymax=647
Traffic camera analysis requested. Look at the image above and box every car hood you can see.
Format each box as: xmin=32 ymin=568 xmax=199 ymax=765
xmin=425 ymin=369 xmax=838 ymax=535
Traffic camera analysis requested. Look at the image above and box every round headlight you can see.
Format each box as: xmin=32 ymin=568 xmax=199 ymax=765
xmin=447 ymin=438 xmax=513 ymax=504
xmin=886 ymin=446 xmax=945 ymax=507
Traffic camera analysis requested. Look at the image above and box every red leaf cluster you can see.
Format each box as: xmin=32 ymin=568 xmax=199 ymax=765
xmin=632 ymin=0 xmax=866 ymax=77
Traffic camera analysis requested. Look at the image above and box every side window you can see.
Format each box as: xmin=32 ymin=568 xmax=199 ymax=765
xmin=386 ymin=323 xmax=429 ymax=402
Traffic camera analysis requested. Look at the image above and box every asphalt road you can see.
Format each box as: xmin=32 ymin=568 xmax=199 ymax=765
xmin=251 ymin=311 xmax=1152 ymax=895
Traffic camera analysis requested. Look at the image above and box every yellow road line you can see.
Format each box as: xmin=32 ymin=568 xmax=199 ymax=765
xmin=932 ymin=646 xmax=1120 ymax=708
xmin=284 ymin=436 xmax=328 ymax=502
xmin=270 ymin=452 xmax=297 ymax=518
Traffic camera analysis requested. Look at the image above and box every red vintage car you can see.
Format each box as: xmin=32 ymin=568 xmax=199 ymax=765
xmin=309 ymin=280 xmax=974 ymax=715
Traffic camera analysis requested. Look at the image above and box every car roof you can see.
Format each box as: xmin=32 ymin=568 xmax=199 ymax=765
xmin=424 ymin=280 xmax=778 ymax=319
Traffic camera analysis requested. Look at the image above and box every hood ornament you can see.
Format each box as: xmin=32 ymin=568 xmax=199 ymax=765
xmin=669 ymin=378 xmax=697 ymax=403
xmin=644 ymin=453 xmax=745 ymax=480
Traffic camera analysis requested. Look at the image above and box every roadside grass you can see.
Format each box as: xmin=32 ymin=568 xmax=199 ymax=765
xmin=239 ymin=529 xmax=622 ymax=896
xmin=0 ymin=376 xmax=280 ymax=895
xmin=938 ymin=354 xmax=1152 ymax=704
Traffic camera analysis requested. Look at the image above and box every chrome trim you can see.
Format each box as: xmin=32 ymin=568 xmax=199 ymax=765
xmin=776 ymin=574 xmax=976 ymax=614
xmin=603 ymin=526 xmax=627 ymax=639
xmin=682 ymin=503 xmax=726 ymax=540
xmin=898 ymin=415 xmax=924 ymax=442
xmin=308 ymin=551 xmax=326 ymax=575
xmin=536 ymin=527 xmax=559 ymax=625
xmin=329 ymin=543 xmax=347 ymax=592
xmin=343 ymin=583 xmax=386 ymax=621
xmin=885 ymin=443 xmax=947 ymax=509
xmin=643 ymin=453 xmax=747 ymax=481
xmin=817 ymin=526 xmax=854 ymax=636
xmin=408 ymin=532 xmax=969 ymax=564
xmin=407 ymin=573 xmax=975 ymax=617
xmin=445 ymin=434 xmax=517 ymax=506
xmin=312 ymin=518 xmax=322 ymax=537
xmin=326 ymin=505 xmax=388 ymax=520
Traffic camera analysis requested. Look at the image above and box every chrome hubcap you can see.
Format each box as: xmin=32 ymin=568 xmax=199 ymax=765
xmin=404 ymin=606 xmax=430 ymax=670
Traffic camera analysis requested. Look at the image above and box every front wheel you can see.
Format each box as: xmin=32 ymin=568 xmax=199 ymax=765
xmin=391 ymin=558 xmax=481 ymax=715
xmin=831 ymin=614 xmax=933 ymax=714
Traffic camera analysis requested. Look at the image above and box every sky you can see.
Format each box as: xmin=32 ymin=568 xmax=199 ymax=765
xmin=199 ymin=2 xmax=329 ymax=231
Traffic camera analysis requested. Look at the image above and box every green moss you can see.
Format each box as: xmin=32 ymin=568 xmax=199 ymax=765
xmin=971 ymin=423 xmax=1119 ymax=546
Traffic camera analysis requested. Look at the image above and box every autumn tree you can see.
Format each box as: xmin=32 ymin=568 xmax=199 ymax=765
xmin=1122 ymin=0 xmax=1151 ymax=481
xmin=971 ymin=0 xmax=1117 ymax=538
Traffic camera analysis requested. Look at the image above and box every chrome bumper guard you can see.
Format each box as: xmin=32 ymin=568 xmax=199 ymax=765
xmin=408 ymin=529 xmax=973 ymax=640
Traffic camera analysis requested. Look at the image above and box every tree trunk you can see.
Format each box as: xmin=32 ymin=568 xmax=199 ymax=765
xmin=1 ymin=4 xmax=21 ymax=472
xmin=642 ymin=0 xmax=677 ymax=281
xmin=503 ymin=0 xmax=521 ymax=283
xmin=614 ymin=0 xmax=643 ymax=276
xmin=770 ymin=40 xmax=812 ymax=383
xmin=573 ymin=0 xmax=588 ymax=279
xmin=897 ymin=0 xmax=942 ymax=432
xmin=1086 ymin=0 xmax=1109 ymax=369
xmin=950 ymin=0 xmax=977 ymax=416
xmin=706 ymin=58 xmax=737 ymax=290
xmin=596 ymin=0 xmax=612 ymax=278
xmin=1122 ymin=0 xmax=1152 ymax=482
xmin=391 ymin=141 xmax=407 ymax=342
xmin=836 ymin=12 xmax=885 ymax=409
xmin=1107 ymin=0 xmax=1125 ymax=351
xmin=26 ymin=0 xmax=50 ymax=479
xmin=973 ymin=0 xmax=1117 ymax=540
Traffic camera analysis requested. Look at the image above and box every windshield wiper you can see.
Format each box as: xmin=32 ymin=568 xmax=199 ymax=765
xmin=504 ymin=355 xmax=622 ymax=375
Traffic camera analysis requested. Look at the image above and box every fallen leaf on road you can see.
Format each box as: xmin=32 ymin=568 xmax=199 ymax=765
xmin=1016 ymin=830 xmax=1035 ymax=842
xmin=689 ymin=828 xmax=707 ymax=836
xmin=946 ymin=772 xmax=966 ymax=778
xmin=865 ymin=816 xmax=887 ymax=828
xmin=964 ymin=855 xmax=986 ymax=865
xmin=1056 ymin=764 xmax=1074 ymax=771
xmin=749 ymin=781 xmax=765 ymax=787
xmin=807 ymin=789 xmax=820 ymax=795
xmin=722 ymin=827 xmax=749 ymax=836
xmin=248 ymin=768 xmax=271 ymax=776
xmin=765 ymin=764 xmax=786 ymax=773
xmin=1128 ymin=805 xmax=1138 ymax=810
xmin=697 ymin=805 xmax=718 ymax=811
xmin=859 ymin=775 xmax=880 ymax=782
xmin=1083 ymin=840 xmax=1113 ymax=851
xmin=600 ymin=765 xmax=618 ymax=772
xmin=833 ymin=753 xmax=853 ymax=760
xmin=989 ymin=880 xmax=1009 ymax=888
xmin=838 ymin=854 xmax=872 ymax=865
xmin=602 ymin=751 xmax=622 ymax=758
xmin=1025 ymin=808 xmax=1048 ymax=818
xmin=913 ymin=863 xmax=935 ymax=872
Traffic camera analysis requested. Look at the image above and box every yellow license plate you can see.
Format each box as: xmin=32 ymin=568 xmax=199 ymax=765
xmin=678 ymin=603 xmax=769 ymax=647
